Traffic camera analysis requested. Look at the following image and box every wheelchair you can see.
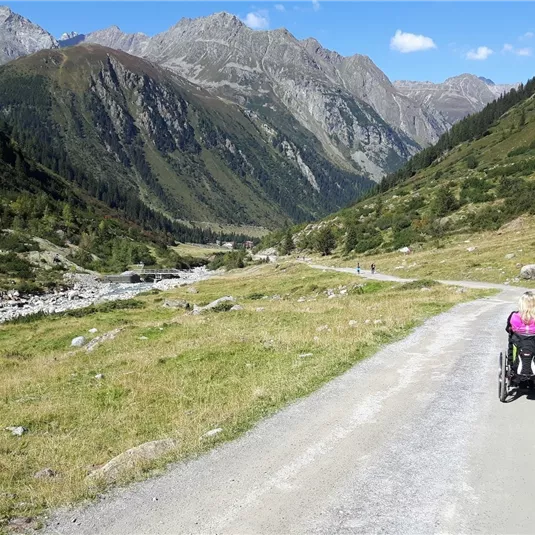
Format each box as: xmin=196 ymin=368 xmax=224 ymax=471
xmin=499 ymin=333 xmax=535 ymax=402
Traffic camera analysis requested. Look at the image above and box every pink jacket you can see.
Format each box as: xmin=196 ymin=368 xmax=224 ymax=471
xmin=509 ymin=312 xmax=535 ymax=335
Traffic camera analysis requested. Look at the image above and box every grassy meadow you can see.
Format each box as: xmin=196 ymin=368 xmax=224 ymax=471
xmin=311 ymin=215 xmax=535 ymax=285
xmin=0 ymin=262 xmax=493 ymax=528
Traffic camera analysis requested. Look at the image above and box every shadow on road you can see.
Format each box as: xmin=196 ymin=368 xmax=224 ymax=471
xmin=505 ymin=386 xmax=535 ymax=403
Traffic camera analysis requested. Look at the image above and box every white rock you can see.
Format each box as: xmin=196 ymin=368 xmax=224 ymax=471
xmin=88 ymin=328 xmax=98 ymax=334
xmin=348 ymin=320 xmax=358 ymax=327
xmin=467 ymin=247 xmax=477 ymax=252
xmin=230 ymin=305 xmax=244 ymax=311
xmin=505 ymin=253 xmax=515 ymax=260
xmin=299 ymin=353 xmax=313 ymax=358
xmin=316 ymin=325 xmax=329 ymax=332
xmin=374 ymin=319 xmax=383 ymax=325
xmin=71 ymin=336 xmax=86 ymax=347
xmin=255 ymin=307 xmax=265 ymax=312
xmin=202 ymin=428 xmax=223 ymax=439
xmin=5 ymin=426 xmax=28 ymax=436
xmin=520 ymin=265 xmax=535 ymax=280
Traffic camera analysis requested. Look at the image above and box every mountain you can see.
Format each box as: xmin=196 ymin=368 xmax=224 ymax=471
xmin=82 ymin=26 xmax=150 ymax=56
xmin=284 ymin=76 xmax=535 ymax=256
xmin=0 ymin=45 xmax=375 ymax=229
xmin=394 ymin=74 xmax=519 ymax=125
xmin=0 ymin=5 xmax=58 ymax=65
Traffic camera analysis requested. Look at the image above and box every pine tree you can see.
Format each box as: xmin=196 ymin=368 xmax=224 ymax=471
xmin=344 ymin=224 xmax=358 ymax=254
xmin=315 ymin=226 xmax=336 ymax=256
xmin=280 ymin=228 xmax=295 ymax=255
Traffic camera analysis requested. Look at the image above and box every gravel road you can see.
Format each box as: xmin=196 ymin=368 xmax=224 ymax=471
xmin=44 ymin=270 xmax=533 ymax=535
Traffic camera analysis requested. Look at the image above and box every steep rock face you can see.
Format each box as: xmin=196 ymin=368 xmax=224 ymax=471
xmin=83 ymin=26 xmax=150 ymax=56
xmin=0 ymin=45 xmax=373 ymax=227
xmin=0 ymin=5 xmax=58 ymax=65
xmin=301 ymin=38 xmax=449 ymax=146
xmin=143 ymin=13 xmax=422 ymax=181
xmin=395 ymin=74 xmax=519 ymax=124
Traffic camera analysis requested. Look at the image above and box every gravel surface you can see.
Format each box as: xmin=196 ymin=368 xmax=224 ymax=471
xmin=43 ymin=272 xmax=532 ymax=535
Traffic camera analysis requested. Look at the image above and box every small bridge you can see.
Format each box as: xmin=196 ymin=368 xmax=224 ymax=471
xmin=133 ymin=269 xmax=182 ymax=281
xmin=103 ymin=269 xmax=182 ymax=284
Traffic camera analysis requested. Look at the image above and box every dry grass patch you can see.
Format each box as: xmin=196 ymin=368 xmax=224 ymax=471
xmin=0 ymin=262 xmax=493 ymax=527
xmin=312 ymin=216 xmax=535 ymax=286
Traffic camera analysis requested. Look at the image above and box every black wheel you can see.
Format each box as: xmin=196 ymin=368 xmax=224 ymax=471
xmin=499 ymin=351 xmax=509 ymax=403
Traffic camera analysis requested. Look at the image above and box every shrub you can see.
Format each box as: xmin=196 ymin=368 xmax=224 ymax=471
xmin=400 ymin=279 xmax=439 ymax=290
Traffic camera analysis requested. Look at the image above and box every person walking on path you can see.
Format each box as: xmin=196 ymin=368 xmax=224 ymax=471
xmin=356 ymin=263 xmax=361 ymax=275
xmin=371 ymin=263 xmax=376 ymax=275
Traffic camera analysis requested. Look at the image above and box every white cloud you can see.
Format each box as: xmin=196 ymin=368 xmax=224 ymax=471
xmin=503 ymin=43 xmax=532 ymax=56
xmin=466 ymin=46 xmax=493 ymax=60
xmin=242 ymin=10 xmax=269 ymax=30
xmin=312 ymin=0 xmax=320 ymax=11
xmin=274 ymin=4 xmax=285 ymax=12
xmin=520 ymin=31 xmax=534 ymax=40
xmin=390 ymin=30 xmax=436 ymax=53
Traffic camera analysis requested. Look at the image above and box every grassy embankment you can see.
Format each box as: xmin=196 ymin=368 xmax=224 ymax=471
xmin=310 ymin=215 xmax=535 ymax=285
xmin=0 ymin=262 xmax=493 ymax=528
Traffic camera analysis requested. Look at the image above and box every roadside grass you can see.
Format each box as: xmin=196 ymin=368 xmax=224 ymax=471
xmin=0 ymin=262 xmax=493 ymax=527
xmin=310 ymin=216 xmax=535 ymax=286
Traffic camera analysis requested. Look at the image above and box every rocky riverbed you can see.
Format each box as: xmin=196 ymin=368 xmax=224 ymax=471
xmin=0 ymin=267 xmax=212 ymax=324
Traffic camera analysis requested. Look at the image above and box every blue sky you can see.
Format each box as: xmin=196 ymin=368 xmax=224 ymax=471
xmin=5 ymin=2 xmax=534 ymax=84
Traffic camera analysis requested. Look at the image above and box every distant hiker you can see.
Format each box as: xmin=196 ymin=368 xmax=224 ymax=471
xmin=53 ymin=254 xmax=61 ymax=264
xmin=371 ymin=263 xmax=376 ymax=275
xmin=356 ymin=263 xmax=361 ymax=275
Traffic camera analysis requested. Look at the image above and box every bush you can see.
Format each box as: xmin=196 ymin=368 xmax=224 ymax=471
xmin=0 ymin=252 xmax=33 ymax=278
xmin=400 ymin=279 xmax=439 ymax=291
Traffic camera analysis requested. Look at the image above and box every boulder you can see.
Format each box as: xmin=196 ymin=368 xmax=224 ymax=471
xmin=505 ymin=253 xmax=515 ymax=260
xmin=398 ymin=246 xmax=411 ymax=254
xmin=230 ymin=305 xmax=244 ymax=311
xmin=187 ymin=287 xmax=199 ymax=294
xmin=202 ymin=428 xmax=222 ymax=439
xmin=467 ymin=247 xmax=477 ymax=252
xmin=86 ymin=439 xmax=177 ymax=483
xmin=5 ymin=426 xmax=28 ymax=436
xmin=520 ymin=265 xmax=535 ymax=280
xmin=162 ymin=299 xmax=190 ymax=309
xmin=192 ymin=296 xmax=235 ymax=315
xmin=71 ymin=336 xmax=86 ymax=347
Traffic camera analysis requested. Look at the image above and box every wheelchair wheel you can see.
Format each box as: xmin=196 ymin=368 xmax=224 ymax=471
xmin=499 ymin=350 xmax=509 ymax=403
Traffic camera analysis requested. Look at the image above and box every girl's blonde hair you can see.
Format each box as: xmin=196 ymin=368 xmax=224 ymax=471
xmin=519 ymin=291 xmax=535 ymax=324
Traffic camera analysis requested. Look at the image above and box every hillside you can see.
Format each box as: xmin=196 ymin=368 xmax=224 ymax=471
xmin=0 ymin=121 xmax=239 ymax=295
xmin=0 ymin=45 xmax=374 ymax=230
xmin=281 ymin=77 xmax=535 ymax=267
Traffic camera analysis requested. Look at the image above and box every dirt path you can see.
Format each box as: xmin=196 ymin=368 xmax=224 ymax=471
xmin=45 ymin=272 xmax=532 ymax=535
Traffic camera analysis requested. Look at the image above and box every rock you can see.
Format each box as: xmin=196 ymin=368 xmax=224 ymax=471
xmin=162 ymin=299 xmax=190 ymax=309
xmin=327 ymin=294 xmax=337 ymax=299
xmin=271 ymin=295 xmax=281 ymax=301
xmin=255 ymin=307 xmax=265 ymax=312
xmin=520 ymin=264 xmax=535 ymax=280
xmin=71 ymin=336 xmax=86 ymax=347
xmin=505 ymin=253 xmax=515 ymax=260
xmin=297 ymin=297 xmax=306 ymax=302
xmin=316 ymin=325 xmax=329 ymax=332
xmin=374 ymin=319 xmax=383 ymax=324
xmin=86 ymin=439 xmax=177 ymax=483
xmin=230 ymin=305 xmax=243 ymax=311
xmin=202 ymin=428 xmax=223 ymax=439
xmin=34 ymin=468 xmax=57 ymax=479
xmin=67 ymin=290 xmax=78 ymax=300
xmin=88 ymin=328 xmax=98 ymax=334
xmin=398 ymin=246 xmax=411 ymax=254
xmin=467 ymin=247 xmax=477 ymax=252
xmin=187 ymin=287 xmax=199 ymax=294
xmin=348 ymin=320 xmax=358 ymax=327
xmin=340 ymin=289 xmax=348 ymax=295
xmin=139 ymin=336 xmax=149 ymax=340
xmin=192 ymin=296 xmax=235 ymax=315
xmin=95 ymin=373 xmax=104 ymax=379
xmin=8 ymin=517 xmax=40 ymax=531
xmin=420 ymin=287 xmax=431 ymax=292
xmin=299 ymin=353 xmax=313 ymax=358
xmin=5 ymin=426 xmax=28 ymax=436
xmin=85 ymin=329 xmax=122 ymax=352
xmin=364 ymin=319 xmax=371 ymax=324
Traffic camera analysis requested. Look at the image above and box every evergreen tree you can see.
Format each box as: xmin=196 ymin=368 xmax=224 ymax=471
xmin=344 ymin=224 xmax=358 ymax=254
xmin=315 ymin=226 xmax=336 ymax=256
xmin=280 ymin=228 xmax=295 ymax=255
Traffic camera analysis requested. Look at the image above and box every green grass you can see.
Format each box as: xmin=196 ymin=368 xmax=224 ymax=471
xmin=0 ymin=262 xmax=493 ymax=528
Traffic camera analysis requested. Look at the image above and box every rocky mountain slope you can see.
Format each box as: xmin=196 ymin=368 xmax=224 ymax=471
xmin=278 ymin=76 xmax=535 ymax=256
xmin=0 ymin=45 xmax=373 ymax=228
xmin=395 ymin=74 xmax=519 ymax=124
xmin=0 ymin=5 xmax=58 ymax=65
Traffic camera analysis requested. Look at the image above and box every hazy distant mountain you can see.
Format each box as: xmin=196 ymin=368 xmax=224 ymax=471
xmin=395 ymin=74 xmax=520 ymax=124
xmin=0 ymin=5 xmax=58 ymax=65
